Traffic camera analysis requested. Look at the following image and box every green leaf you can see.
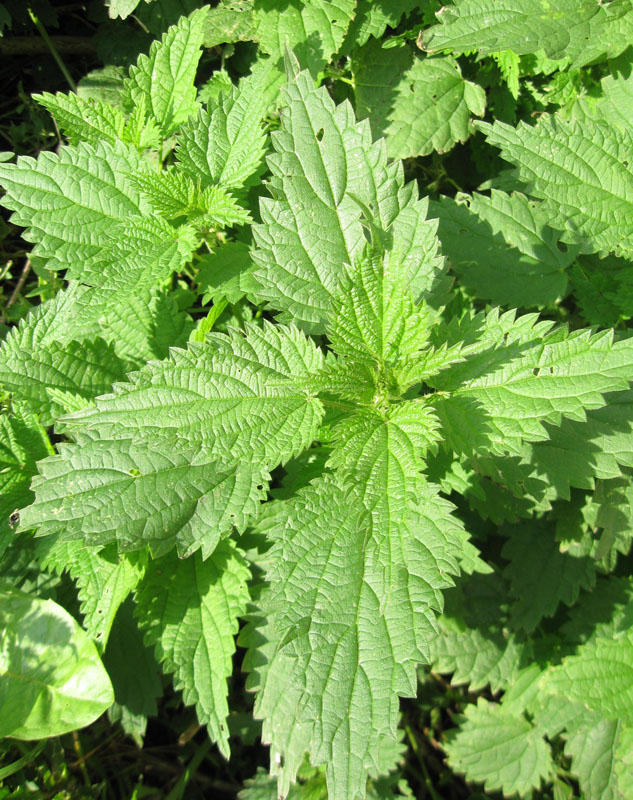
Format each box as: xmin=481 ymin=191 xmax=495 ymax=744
xmin=0 ymin=405 xmax=52 ymax=557
xmin=444 ymin=698 xmax=554 ymax=797
xmin=0 ymin=140 xmax=147 ymax=272
xmin=574 ymin=66 xmax=633 ymax=135
xmin=107 ymin=0 xmax=142 ymax=19
xmin=196 ymin=241 xmax=252 ymax=305
xmin=502 ymin=522 xmax=596 ymax=632
xmin=420 ymin=0 xmax=633 ymax=68
xmin=34 ymin=91 xmax=127 ymax=147
xmin=0 ymin=284 xmax=193 ymax=422
xmin=254 ymin=0 xmax=355 ymax=76
xmin=177 ymin=57 xmax=284 ymax=190
xmin=241 ymin=610 xmax=313 ymax=795
xmin=561 ymin=575 xmax=633 ymax=646
xmin=431 ymin=315 xmax=633 ymax=456
xmin=259 ymin=474 xmax=464 ymax=799
xmin=250 ymin=69 xmax=443 ymax=332
xmin=480 ymin=116 xmax=633 ymax=257
xmin=202 ymin=0 xmax=257 ymax=48
xmin=341 ymin=0 xmax=419 ymax=52
xmin=104 ymin=598 xmax=162 ymax=745
xmin=21 ymin=437 xmax=267 ymax=558
xmin=130 ymin=167 xmax=250 ymax=227
xmin=529 ymin=389 xmax=633 ymax=497
xmin=67 ymin=322 xmax=324 ymax=464
xmin=325 ymin=249 xmax=433 ymax=373
xmin=564 ymin=718 xmax=624 ymax=800
xmin=430 ymin=190 xmax=575 ymax=307
xmin=0 ymin=584 xmax=114 ymax=738
xmin=541 ymin=631 xmax=633 ymax=724
xmin=123 ymin=7 xmax=209 ymax=136
xmin=38 ymin=540 xmax=145 ymax=650
xmin=22 ymin=324 xmax=324 ymax=557
xmin=616 ymin=725 xmax=633 ymax=798
xmin=353 ymin=43 xmax=485 ymax=159
xmin=135 ymin=541 xmax=250 ymax=757
xmin=430 ymin=623 xmax=524 ymax=693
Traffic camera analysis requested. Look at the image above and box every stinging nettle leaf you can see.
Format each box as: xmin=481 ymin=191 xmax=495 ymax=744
xmin=444 ymin=697 xmax=554 ymax=797
xmin=123 ymin=6 xmax=209 ymax=136
xmin=257 ymin=474 xmax=465 ymax=800
xmin=250 ymin=69 xmax=444 ymax=332
xmin=136 ymin=541 xmax=250 ymax=757
xmin=480 ymin=115 xmax=633 ymax=258
xmin=352 ymin=42 xmax=485 ymax=159
xmin=541 ymin=631 xmax=633 ymax=725
xmin=420 ymin=0 xmax=633 ymax=69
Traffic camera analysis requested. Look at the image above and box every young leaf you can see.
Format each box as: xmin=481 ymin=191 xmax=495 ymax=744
xmin=177 ymin=57 xmax=283 ymax=190
xmin=135 ymin=542 xmax=250 ymax=757
xmin=123 ymin=7 xmax=209 ymax=136
xmin=352 ymin=43 xmax=485 ymax=159
xmin=250 ymin=70 xmax=443 ymax=332
xmin=341 ymin=0 xmax=419 ymax=52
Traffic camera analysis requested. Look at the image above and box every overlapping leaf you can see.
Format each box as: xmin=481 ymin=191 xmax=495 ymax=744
xmin=480 ymin=116 xmax=633 ymax=257
xmin=135 ymin=542 xmax=250 ymax=757
xmin=353 ymin=43 xmax=485 ymax=159
xmin=20 ymin=323 xmax=324 ymax=557
xmin=421 ymin=0 xmax=633 ymax=68
xmin=249 ymin=69 xmax=444 ymax=332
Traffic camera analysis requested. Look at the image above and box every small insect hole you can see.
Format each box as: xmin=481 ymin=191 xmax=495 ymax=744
xmin=316 ymin=128 xmax=324 ymax=142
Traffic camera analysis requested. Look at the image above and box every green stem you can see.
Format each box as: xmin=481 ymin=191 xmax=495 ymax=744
xmin=165 ymin=739 xmax=212 ymax=800
xmin=0 ymin=741 xmax=46 ymax=780
xmin=28 ymin=8 xmax=76 ymax=91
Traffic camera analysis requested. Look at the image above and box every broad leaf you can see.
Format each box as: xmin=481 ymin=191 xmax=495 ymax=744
xmin=258 ymin=474 xmax=464 ymax=799
xmin=254 ymin=0 xmax=355 ymax=76
xmin=421 ymin=0 xmax=633 ymax=68
xmin=430 ymin=191 xmax=575 ymax=307
xmin=542 ymin=631 xmax=633 ymax=724
xmin=0 ymin=584 xmax=113 ymax=738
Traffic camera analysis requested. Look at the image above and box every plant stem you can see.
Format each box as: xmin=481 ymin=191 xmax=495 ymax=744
xmin=27 ymin=8 xmax=77 ymax=91
xmin=165 ymin=739 xmax=212 ymax=800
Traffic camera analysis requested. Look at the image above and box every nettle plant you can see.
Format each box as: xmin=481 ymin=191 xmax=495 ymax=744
xmin=3 ymin=5 xmax=633 ymax=800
